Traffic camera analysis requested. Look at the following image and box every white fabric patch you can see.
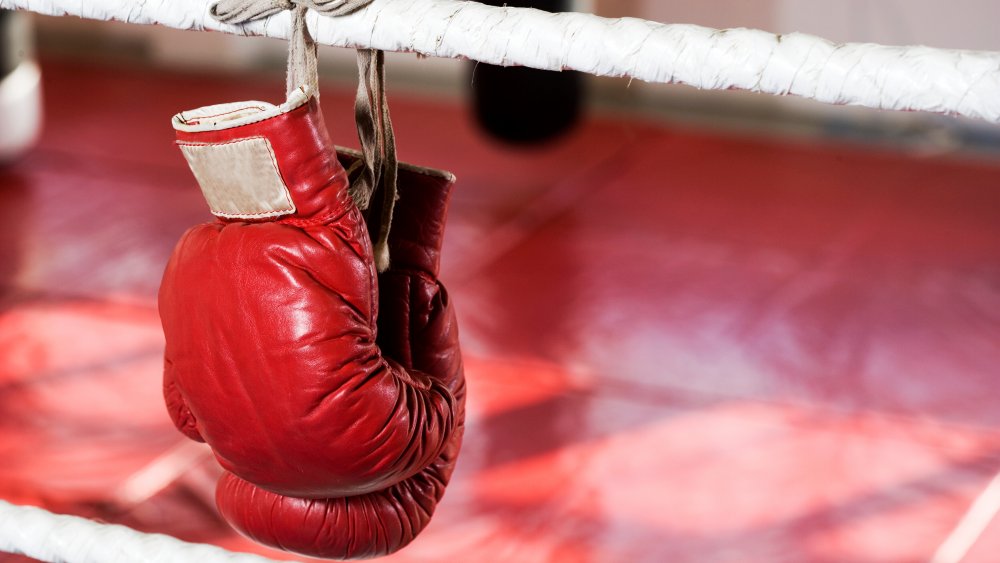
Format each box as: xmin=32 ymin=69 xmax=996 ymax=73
xmin=179 ymin=137 xmax=295 ymax=220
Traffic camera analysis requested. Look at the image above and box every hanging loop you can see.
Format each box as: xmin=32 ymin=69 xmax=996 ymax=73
xmin=210 ymin=0 xmax=374 ymax=98
xmin=210 ymin=0 xmax=374 ymax=24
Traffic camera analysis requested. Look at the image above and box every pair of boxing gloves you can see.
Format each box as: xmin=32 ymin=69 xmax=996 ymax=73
xmin=159 ymin=86 xmax=465 ymax=559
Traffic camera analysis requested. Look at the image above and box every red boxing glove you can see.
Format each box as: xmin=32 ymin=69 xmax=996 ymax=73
xmin=159 ymin=88 xmax=464 ymax=558
xmin=215 ymin=151 xmax=466 ymax=559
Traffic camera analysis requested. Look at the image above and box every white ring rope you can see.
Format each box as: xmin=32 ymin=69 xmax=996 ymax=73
xmin=2 ymin=0 xmax=1000 ymax=123
xmin=0 ymin=500 xmax=290 ymax=563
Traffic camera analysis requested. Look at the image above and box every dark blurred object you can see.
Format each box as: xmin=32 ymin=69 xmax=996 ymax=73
xmin=472 ymin=0 xmax=583 ymax=144
xmin=1 ymin=10 xmax=23 ymax=76
xmin=0 ymin=9 xmax=42 ymax=164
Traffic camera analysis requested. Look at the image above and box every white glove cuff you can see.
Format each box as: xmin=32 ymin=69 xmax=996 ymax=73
xmin=171 ymin=87 xmax=313 ymax=220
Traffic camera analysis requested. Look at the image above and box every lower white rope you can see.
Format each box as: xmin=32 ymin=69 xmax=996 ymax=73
xmin=0 ymin=500 xmax=288 ymax=563
xmin=1 ymin=0 xmax=999 ymax=123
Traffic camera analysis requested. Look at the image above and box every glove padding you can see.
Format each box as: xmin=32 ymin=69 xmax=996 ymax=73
xmin=160 ymin=92 xmax=464 ymax=558
xmin=214 ymin=152 xmax=466 ymax=559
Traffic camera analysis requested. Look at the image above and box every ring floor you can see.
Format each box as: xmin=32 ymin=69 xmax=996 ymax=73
xmin=0 ymin=59 xmax=999 ymax=562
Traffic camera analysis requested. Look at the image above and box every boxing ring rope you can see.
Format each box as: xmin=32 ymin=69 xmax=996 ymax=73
xmin=0 ymin=500 xmax=287 ymax=563
xmin=2 ymin=0 xmax=1000 ymax=123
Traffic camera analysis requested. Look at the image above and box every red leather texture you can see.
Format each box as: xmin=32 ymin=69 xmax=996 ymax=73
xmin=159 ymin=96 xmax=463 ymax=560
xmin=215 ymin=155 xmax=466 ymax=558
